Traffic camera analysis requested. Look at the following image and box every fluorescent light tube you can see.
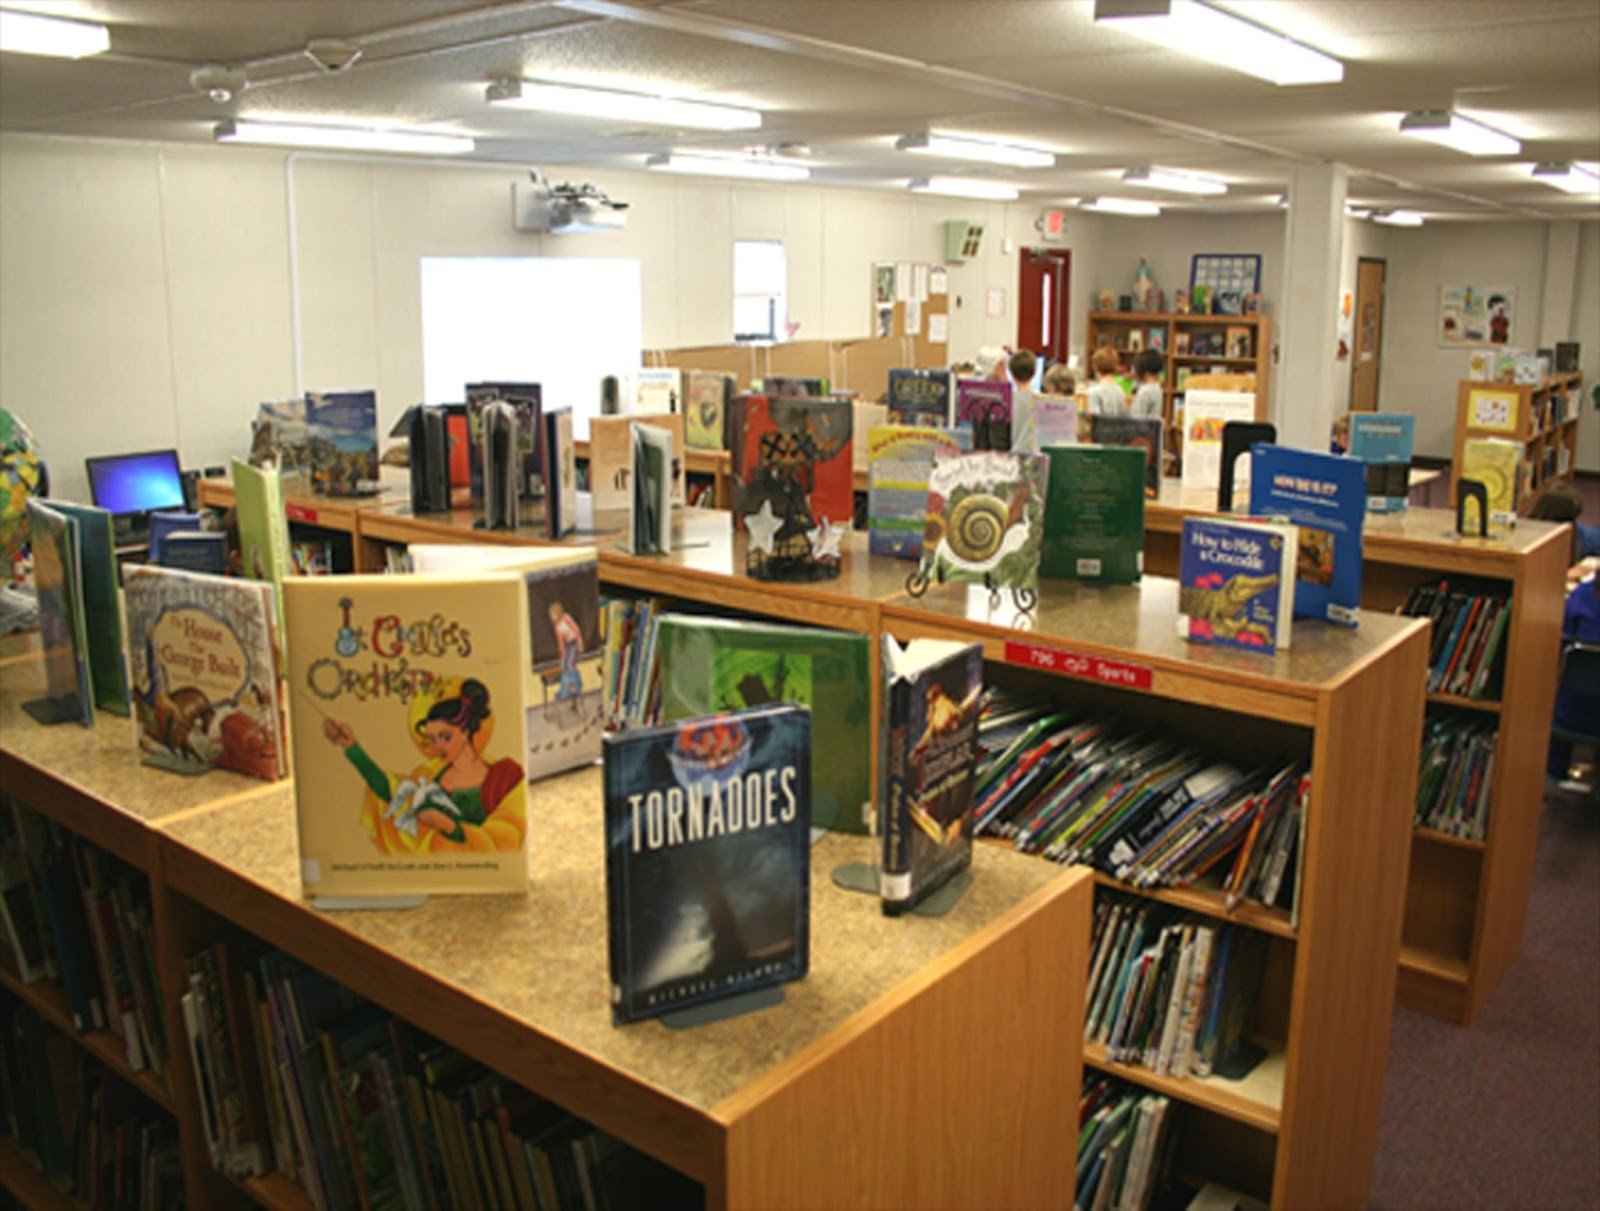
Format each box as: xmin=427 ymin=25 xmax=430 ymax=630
xmin=1532 ymin=161 xmax=1600 ymax=195
xmin=645 ymin=153 xmax=808 ymax=182
xmin=1122 ymin=167 xmax=1227 ymax=196
xmin=1399 ymin=110 xmax=1520 ymax=157
xmin=895 ymin=133 xmax=1055 ymax=169
xmin=0 ymin=7 xmax=109 ymax=57
xmin=488 ymin=78 xmax=759 ymax=132
xmin=908 ymin=176 xmax=1020 ymax=201
xmin=215 ymin=120 xmax=474 ymax=155
xmin=1344 ymin=204 xmax=1372 ymax=219
xmin=1079 ymin=196 xmax=1162 ymax=216
xmin=1372 ymin=210 xmax=1425 ymax=227
xmin=1093 ymin=0 xmax=1342 ymax=86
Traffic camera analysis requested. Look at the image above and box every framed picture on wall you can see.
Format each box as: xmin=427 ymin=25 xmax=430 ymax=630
xmin=1190 ymin=254 xmax=1262 ymax=307
xmin=1438 ymin=284 xmax=1515 ymax=347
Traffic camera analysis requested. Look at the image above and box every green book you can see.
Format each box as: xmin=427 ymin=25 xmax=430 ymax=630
xmin=1040 ymin=445 xmax=1145 ymax=584
xmin=48 ymin=501 xmax=130 ymax=715
xmin=232 ymin=457 xmax=291 ymax=630
xmin=654 ymin=615 xmax=872 ymax=834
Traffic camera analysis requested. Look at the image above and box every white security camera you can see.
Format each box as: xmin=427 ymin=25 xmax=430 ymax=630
xmin=304 ymin=38 xmax=362 ymax=73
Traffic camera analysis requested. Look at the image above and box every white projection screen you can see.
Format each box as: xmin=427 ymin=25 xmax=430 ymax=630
xmin=419 ymin=256 xmax=642 ymax=439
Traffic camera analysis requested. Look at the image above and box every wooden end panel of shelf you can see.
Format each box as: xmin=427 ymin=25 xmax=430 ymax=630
xmin=712 ymin=870 xmax=1091 ymax=1211
xmin=1274 ymin=622 xmax=1428 ymax=1210
xmin=1395 ymin=948 xmax=1472 ymax=1024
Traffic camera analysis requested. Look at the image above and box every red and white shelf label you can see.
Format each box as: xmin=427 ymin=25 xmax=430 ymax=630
xmin=1003 ymin=640 xmax=1153 ymax=692
xmin=286 ymin=503 xmax=320 ymax=524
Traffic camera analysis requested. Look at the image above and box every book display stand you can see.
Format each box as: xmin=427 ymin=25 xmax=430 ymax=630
xmin=830 ymin=863 xmax=975 ymax=917
xmin=660 ymin=986 xmax=785 ymax=1031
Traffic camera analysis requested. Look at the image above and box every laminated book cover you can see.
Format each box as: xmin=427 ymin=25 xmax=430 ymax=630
xmin=1034 ymin=394 xmax=1081 ymax=449
xmin=124 ymin=565 xmax=286 ymax=779
xmin=604 ymin=704 xmax=810 ymax=1024
xmin=22 ymin=501 xmax=93 ymax=727
xmin=252 ymin=398 xmax=312 ymax=478
xmin=465 ymin=382 xmax=542 ymax=502
xmin=880 ymin=637 xmax=983 ymax=915
xmin=1248 ymin=445 xmax=1366 ymax=626
xmin=1348 ymin=414 xmax=1415 ymax=513
xmin=633 ymin=367 xmax=681 ymax=416
xmin=46 ymin=502 xmax=129 ymax=715
xmin=654 ymin=615 xmax=871 ymax=835
xmin=628 ymin=423 xmax=674 ymax=555
xmin=284 ymin=574 xmax=531 ymax=898
xmin=684 ymin=370 xmax=733 ymax=451
xmin=1458 ymin=437 xmax=1522 ymax=527
xmin=729 ymin=394 xmax=853 ymax=535
xmin=1178 ymin=517 xmax=1298 ymax=652
xmin=1088 ymin=415 xmax=1163 ymax=497
xmin=232 ymin=457 xmax=291 ymax=628
xmin=306 ymin=390 xmax=380 ymax=497
xmin=867 ymin=424 xmax=969 ymax=559
xmin=919 ymin=450 xmax=1046 ymax=592
xmin=887 ymin=368 xmax=953 ymax=427
xmin=540 ymin=408 xmax=578 ymax=540
xmin=955 ymin=379 xmax=1013 ymax=450
xmin=761 ymin=374 xmax=828 ymax=398
xmin=1181 ymin=391 xmax=1256 ymax=491
xmin=1040 ymin=445 xmax=1145 ymax=584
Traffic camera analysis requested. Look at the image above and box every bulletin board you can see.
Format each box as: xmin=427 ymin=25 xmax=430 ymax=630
xmin=872 ymin=261 xmax=950 ymax=367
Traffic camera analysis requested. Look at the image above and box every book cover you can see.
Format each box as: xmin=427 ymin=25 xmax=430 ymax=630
xmin=604 ymin=704 xmax=810 ymax=1024
xmin=22 ymin=501 xmax=93 ymax=727
xmin=684 ymin=370 xmax=732 ymax=451
xmin=307 ymin=390 xmax=380 ymax=497
xmin=1034 ymin=394 xmax=1081 ymax=448
xmin=866 ymin=424 xmax=969 ymax=559
xmin=1178 ymin=517 xmax=1298 ymax=652
xmin=918 ymin=450 xmax=1046 ymax=592
xmin=879 ymin=637 xmax=983 ymax=915
xmin=761 ymin=374 xmax=828 ymax=398
xmin=283 ymin=574 xmax=531 ymax=898
xmin=159 ymin=530 xmax=229 ymax=577
xmin=628 ymin=423 xmax=674 ymax=555
xmin=1040 ymin=445 xmax=1145 ymax=584
xmin=654 ymin=615 xmax=872 ymax=835
xmin=729 ymin=394 xmax=854 ymax=535
xmin=46 ymin=501 xmax=130 ymax=715
xmin=886 ymin=368 xmax=954 ymax=427
xmin=1181 ymin=391 xmax=1256 ymax=491
xmin=1348 ymin=413 xmax=1415 ymax=513
xmin=1248 ymin=445 xmax=1366 ymax=626
xmin=955 ymin=379 xmax=1013 ymax=450
xmin=540 ymin=408 xmax=577 ymax=540
xmin=632 ymin=368 xmax=680 ymax=416
xmin=1088 ymin=415 xmax=1163 ymax=497
xmin=465 ymin=383 xmax=542 ymax=503
xmin=1458 ymin=437 xmax=1522 ymax=526
xmin=232 ymin=458 xmax=292 ymax=629
xmin=252 ymin=399 xmax=313 ymax=479
xmin=124 ymin=566 xmax=286 ymax=780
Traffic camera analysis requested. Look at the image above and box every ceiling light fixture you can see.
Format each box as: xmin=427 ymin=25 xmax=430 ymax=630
xmin=1531 ymin=160 xmax=1600 ymax=195
xmin=1372 ymin=209 xmax=1425 ymax=227
xmin=1079 ymin=196 xmax=1162 ymax=216
xmin=214 ymin=119 xmax=474 ymax=155
xmin=1344 ymin=204 xmax=1372 ymax=219
xmin=645 ymin=152 xmax=808 ymax=182
xmin=895 ymin=133 xmax=1055 ymax=170
xmin=1399 ymin=109 xmax=1520 ymax=157
xmin=0 ymin=7 xmax=109 ymax=57
xmin=1122 ymin=167 xmax=1227 ymax=196
xmin=488 ymin=78 xmax=759 ymax=132
xmin=908 ymin=176 xmax=1020 ymax=201
xmin=1093 ymin=0 xmax=1341 ymax=86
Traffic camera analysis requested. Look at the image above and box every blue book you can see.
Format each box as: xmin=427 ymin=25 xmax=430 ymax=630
xmin=886 ymin=367 xmax=953 ymax=427
xmin=1178 ymin=517 xmax=1298 ymax=652
xmin=306 ymin=389 xmax=380 ymax=497
xmin=1348 ymin=413 xmax=1416 ymax=513
xmin=1248 ymin=445 xmax=1367 ymax=627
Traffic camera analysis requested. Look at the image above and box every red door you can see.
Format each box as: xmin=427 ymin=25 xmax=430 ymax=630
xmin=1017 ymin=248 xmax=1070 ymax=363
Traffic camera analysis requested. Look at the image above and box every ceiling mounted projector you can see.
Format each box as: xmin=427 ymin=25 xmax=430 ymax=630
xmin=513 ymin=171 xmax=629 ymax=234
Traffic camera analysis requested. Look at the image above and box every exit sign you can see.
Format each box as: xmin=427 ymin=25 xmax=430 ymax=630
xmin=1039 ymin=209 xmax=1067 ymax=239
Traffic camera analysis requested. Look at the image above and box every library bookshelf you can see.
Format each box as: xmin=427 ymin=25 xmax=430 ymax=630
xmin=1450 ymin=372 xmax=1584 ymax=511
xmin=1084 ymin=311 xmax=1272 ymax=426
xmin=881 ymin=578 xmax=1429 ymax=1210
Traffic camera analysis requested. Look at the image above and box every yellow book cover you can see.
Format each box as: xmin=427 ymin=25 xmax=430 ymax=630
xmin=284 ymin=573 xmax=531 ymax=898
xmin=1459 ymin=437 xmax=1522 ymax=526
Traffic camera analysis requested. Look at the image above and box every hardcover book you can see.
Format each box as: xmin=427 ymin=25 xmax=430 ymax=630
xmin=729 ymin=394 xmax=854 ymax=536
xmin=627 ymin=423 xmax=674 ymax=556
xmin=654 ymin=615 xmax=872 ymax=835
xmin=1178 ymin=517 xmax=1298 ymax=652
xmin=604 ymin=704 xmax=811 ymax=1024
xmin=684 ymin=370 xmax=733 ymax=451
xmin=886 ymin=368 xmax=954 ymax=427
xmin=465 ymin=382 xmax=542 ymax=503
xmin=880 ymin=637 xmax=983 ymax=915
xmin=540 ymin=408 xmax=578 ymax=540
xmin=1248 ymin=445 xmax=1367 ymax=626
xmin=284 ymin=574 xmax=532 ymax=898
xmin=307 ymin=390 xmax=380 ymax=497
xmin=46 ymin=501 xmax=130 ymax=715
xmin=1088 ymin=415 xmax=1163 ymax=497
xmin=632 ymin=367 xmax=681 ymax=416
xmin=1034 ymin=394 xmax=1081 ymax=448
xmin=955 ymin=379 xmax=1013 ymax=450
xmin=588 ymin=415 xmax=633 ymax=513
xmin=866 ymin=424 xmax=969 ymax=559
xmin=232 ymin=457 xmax=292 ymax=629
xmin=918 ymin=450 xmax=1046 ymax=592
xmin=1458 ymin=437 xmax=1522 ymax=526
xmin=761 ymin=374 xmax=828 ymax=398
xmin=252 ymin=398 xmax=312 ymax=478
xmin=1040 ymin=445 xmax=1145 ymax=584
xmin=1348 ymin=413 xmax=1416 ymax=513
xmin=21 ymin=501 xmax=93 ymax=727
xmin=1181 ymin=391 xmax=1256 ymax=491
xmin=124 ymin=566 xmax=287 ymax=780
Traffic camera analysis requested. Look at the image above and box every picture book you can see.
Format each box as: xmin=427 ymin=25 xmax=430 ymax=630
xmin=406 ymin=404 xmax=451 ymax=514
xmin=684 ymin=369 xmax=733 ymax=450
xmin=867 ymin=424 xmax=969 ymax=559
xmin=632 ymin=367 xmax=681 ymax=416
xmin=481 ymin=399 xmax=520 ymax=530
xmin=252 ymin=399 xmax=312 ymax=479
xmin=283 ymin=573 xmax=532 ymax=898
xmin=157 ymin=530 xmax=229 ymax=576
xmin=761 ymin=375 xmax=828 ymax=398
xmin=955 ymin=379 xmax=1013 ymax=450
xmin=1033 ymin=394 xmax=1081 ymax=449
xmin=628 ymin=422 xmax=674 ymax=556
xmin=654 ymin=615 xmax=872 ymax=835
xmin=540 ymin=407 xmax=578 ymax=540
xmin=232 ymin=457 xmax=291 ymax=628
xmin=1348 ymin=413 xmax=1416 ymax=513
xmin=729 ymin=394 xmax=854 ymax=536
xmin=919 ymin=451 xmax=1046 ymax=592
xmin=21 ymin=501 xmax=93 ymax=727
xmin=306 ymin=390 xmax=380 ymax=497
xmin=1039 ymin=445 xmax=1145 ymax=584
xmin=880 ymin=637 xmax=983 ymax=915
xmin=604 ymin=704 xmax=810 ymax=1024
xmin=1178 ymin=517 xmax=1298 ymax=652
xmin=588 ymin=415 xmax=633 ymax=513
xmin=852 ymin=401 xmax=887 ymax=475
xmin=465 ymin=382 xmax=542 ymax=503
xmin=124 ymin=566 xmax=286 ymax=780
xmin=1458 ymin=437 xmax=1522 ymax=527
xmin=1181 ymin=391 xmax=1256 ymax=491
xmin=1248 ymin=445 xmax=1366 ymax=626
xmin=886 ymin=367 xmax=954 ymax=427
xmin=407 ymin=546 xmax=604 ymax=783
xmin=46 ymin=501 xmax=129 ymax=715
xmin=1088 ymin=415 xmax=1163 ymax=497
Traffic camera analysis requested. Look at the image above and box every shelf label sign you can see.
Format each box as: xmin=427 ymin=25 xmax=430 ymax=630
xmin=286 ymin=503 xmax=320 ymax=524
xmin=1003 ymin=640 xmax=1153 ymax=691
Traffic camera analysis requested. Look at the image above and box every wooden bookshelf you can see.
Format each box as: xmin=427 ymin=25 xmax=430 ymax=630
xmin=1451 ymin=372 xmax=1584 ymax=511
xmin=1084 ymin=311 xmax=1272 ymax=424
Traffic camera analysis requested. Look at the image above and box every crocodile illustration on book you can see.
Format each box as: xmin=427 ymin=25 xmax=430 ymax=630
xmin=1180 ymin=573 xmax=1279 ymax=644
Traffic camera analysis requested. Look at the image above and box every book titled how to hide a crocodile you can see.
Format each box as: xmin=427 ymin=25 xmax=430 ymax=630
xmin=1177 ymin=517 xmax=1298 ymax=653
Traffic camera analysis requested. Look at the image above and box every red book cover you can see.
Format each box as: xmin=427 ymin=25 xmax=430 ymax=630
xmin=731 ymin=394 xmax=854 ymax=534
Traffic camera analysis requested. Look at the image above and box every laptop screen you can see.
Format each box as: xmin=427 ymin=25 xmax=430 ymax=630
xmin=84 ymin=449 xmax=186 ymax=516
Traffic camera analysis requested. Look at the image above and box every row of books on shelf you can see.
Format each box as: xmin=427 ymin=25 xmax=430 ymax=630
xmin=1398 ymin=580 xmax=1511 ymax=700
xmin=1415 ymin=717 xmax=1496 ymax=842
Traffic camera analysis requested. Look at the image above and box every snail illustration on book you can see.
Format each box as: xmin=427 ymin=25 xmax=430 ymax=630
xmin=905 ymin=455 xmax=1040 ymax=614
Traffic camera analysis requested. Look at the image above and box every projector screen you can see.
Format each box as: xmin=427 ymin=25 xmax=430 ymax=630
xmin=420 ymin=256 xmax=642 ymax=439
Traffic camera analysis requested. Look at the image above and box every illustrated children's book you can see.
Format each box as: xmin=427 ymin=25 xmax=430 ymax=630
xmin=1034 ymin=394 xmax=1081 ymax=449
xmin=1248 ymin=445 xmax=1366 ymax=626
xmin=285 ymin=573 xmax=532 ymax=898
xmin=604 ymin=703 xmax=811 ymax=1024
xmin=252 ymin=398 xmax=313 ymax=479
xmin=761 ymin=375 xmax=828 ymax=398
xmin=306 ymin=390 xmax=380 ymax=497
xmin=465 ymin=382 xmax=542 ymax=503
xmin=232 ymin=457 xmax=292 ymax=628
xmin=880 ymin=637 xmax=983 ymax=915
xmin=729 ymin=395 xmax=854 ymax=537
xmin=627 ymin=422 xmax=674 ymax=556
xmin=540 ymin=407 xmax=578 ymax=540
xmin=632 ymin=367 xmax=681 ymax=416
xmin=684 ymin=369 xmax=733 ymax=451
xmin=1040 ymin=445 xmax=1145 ymax=584
xmin=956 ymin=379 xmax=1013 ymax=451
xmin=1458 ymin=437 xmax=1523 ymax=527
xmin=654 ymin=615 xmax=872 ymax=835
xmin=1348 ymin=413 xmax=1416 ymax=513
xmin=1178 ymin=517 xmax=1298 ymax=652
xmin=1088 ymin=415 xmax=1164 ymax=497
xmin=21 ymin=501 xmax=93 ymax=727
xmin=46 ymin=501 xmax=130 ymax=715
xmin=1181 ymin=390 xmax=1256 ymax=491
xmin=124 ymin=566 xmax=286 ymax=780
xmin=918 ymin=450 xmax=1047 ymax=592
xmin=867 ymin=424 xmax=969 ymax=559
xmin=886 ymin=368 xmax=954 ymax=427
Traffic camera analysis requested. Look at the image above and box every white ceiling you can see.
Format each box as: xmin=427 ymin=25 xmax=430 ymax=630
xmin=2 ymin=0 xmax=1597 ymax=219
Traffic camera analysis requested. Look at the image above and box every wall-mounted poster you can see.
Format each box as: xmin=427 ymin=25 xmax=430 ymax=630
xmin=1466 ymin=387 xmax=1519 ymax=432
xmin=1439 ymin=284 xmax=1515 ymax=347
xmin=874 ymin=263 xmax=895 ymax=306
xmin=1190 ymin=254 xmax=1261 ymax=316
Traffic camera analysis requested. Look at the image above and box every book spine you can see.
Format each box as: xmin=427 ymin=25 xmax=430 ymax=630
xmin=880 ymin=674 xmax=913 ymax=913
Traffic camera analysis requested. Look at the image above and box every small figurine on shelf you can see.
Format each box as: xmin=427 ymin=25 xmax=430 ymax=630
xmin=1191 ymin=285 xmax=1212 ymax=315
xmin=1243 ymin=292 xmax=1261 ymax=316
xmin=1132 ymin=258 xmax=1160 ymax=312
xmin=1174 ymin=290 xmax=1192 ymax=316
xmin=1098 ymin=288 xmax=1117 ymax=312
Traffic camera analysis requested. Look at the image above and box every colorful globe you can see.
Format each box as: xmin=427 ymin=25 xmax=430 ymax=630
xmin=0 ymin=409 xmax=45 ymax=566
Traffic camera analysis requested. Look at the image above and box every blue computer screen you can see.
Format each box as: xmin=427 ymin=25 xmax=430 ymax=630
xmin=85 ymin=449 xmax=186 ymax=516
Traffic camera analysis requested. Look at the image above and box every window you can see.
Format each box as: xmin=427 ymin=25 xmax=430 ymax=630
xmin=733 ymin=240 xmax=786 ymax=342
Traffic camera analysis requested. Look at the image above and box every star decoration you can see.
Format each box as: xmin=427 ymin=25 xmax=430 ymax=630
xmin=807 ymin=518 xmax=847 ymax=561
xmin=745 ymin=500 xmax=783 ymax=554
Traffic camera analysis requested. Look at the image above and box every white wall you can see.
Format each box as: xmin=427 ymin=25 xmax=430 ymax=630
xmin=1568 ymin=221 xmax=1600 ymax=473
